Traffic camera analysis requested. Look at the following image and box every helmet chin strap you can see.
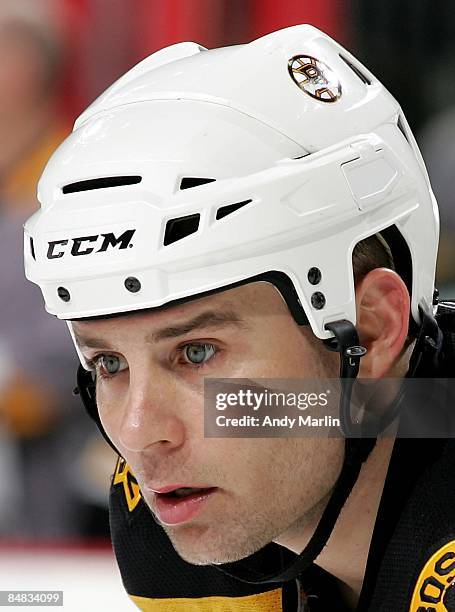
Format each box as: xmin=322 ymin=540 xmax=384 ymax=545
xmin=216 ymin=309 xmax=443 ymax=585
xmin=216 ymin=319 xmax=375 ymax=584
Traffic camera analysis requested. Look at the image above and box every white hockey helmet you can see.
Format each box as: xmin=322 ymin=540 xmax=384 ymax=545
xmin=24 ymin=24 xmax=439 ymax=361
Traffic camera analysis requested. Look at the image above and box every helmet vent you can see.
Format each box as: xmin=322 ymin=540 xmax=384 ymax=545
xmin=29 ymin=237 xmax=36 ymax=260
xmin=164 ymin=213 xmax=200 ymax=245
xmin=62 ymin=176 xmax=142 ymax=194
xmin=397 ymin=115 xmax=412 ymax=145
xmin=180 ymin=177 xmax=216 ymax=190
xmin=339 ymin=54 xmax=371 ymax=86
xmin=215 ymin=199 xmax=252 ymax=220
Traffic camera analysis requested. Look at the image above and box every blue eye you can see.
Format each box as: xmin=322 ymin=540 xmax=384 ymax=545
xmin=90 ymin=354 xmax=128 ymax=379
xmin=183 ymin=343 xmax=216 ymax=365
xmin=101 ymin=355 xmax=121 ymax=374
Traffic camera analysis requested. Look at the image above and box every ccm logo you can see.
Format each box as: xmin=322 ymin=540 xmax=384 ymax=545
xmin=47 ymin=229 xmax=136 ymax=259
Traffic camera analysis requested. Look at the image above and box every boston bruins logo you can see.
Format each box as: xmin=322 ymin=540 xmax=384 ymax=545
xmin=288 ymin=55 xmax=341 ymax=102
xmin=112 ymin=456 xmax=142 ymax=512
xmin=410 ymin=541 xmax=455 ymax=611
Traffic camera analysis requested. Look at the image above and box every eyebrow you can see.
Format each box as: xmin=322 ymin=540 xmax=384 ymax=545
xmin=146 ymin=309 xmax=246 ymax=342
xmin=74 ymin=308 xmax=247 ymax=350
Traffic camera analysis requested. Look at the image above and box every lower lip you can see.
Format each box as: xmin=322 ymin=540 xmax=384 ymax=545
xmin=154 ymin=488 xmax=217 ymax=525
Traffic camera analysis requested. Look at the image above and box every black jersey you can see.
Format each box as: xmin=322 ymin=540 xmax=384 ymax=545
xmin=109 ymin=436 xmax=455 ymax=611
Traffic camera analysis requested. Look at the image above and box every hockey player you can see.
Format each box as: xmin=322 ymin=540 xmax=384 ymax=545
xmin=24 ymin=25 xmax=455 ymax=611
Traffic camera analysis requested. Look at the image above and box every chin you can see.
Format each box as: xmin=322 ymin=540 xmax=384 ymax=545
xmin=162 ymin=523 xmax=266 ymax=566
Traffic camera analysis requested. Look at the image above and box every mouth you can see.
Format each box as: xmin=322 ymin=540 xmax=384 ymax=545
xmin=149 ymin=486 xmax=218 ymax=526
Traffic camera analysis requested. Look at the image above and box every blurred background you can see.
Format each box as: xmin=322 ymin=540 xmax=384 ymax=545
xmin=0 ymin=0 xmax=454 ymax=604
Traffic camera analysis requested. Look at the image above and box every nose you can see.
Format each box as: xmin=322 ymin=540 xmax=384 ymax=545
xmin=117 ymin=370 xmax=186 ymax=454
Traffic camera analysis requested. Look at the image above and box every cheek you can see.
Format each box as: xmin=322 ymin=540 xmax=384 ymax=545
xmin=96 ymin=395 xmax=120 ymax=441
xmin=95 ymin=379 xmax=128 ymax=437
xmin=209 ymin=438 xmax=344 ymax=501
xmin=95 ymin=374 xmax=206 ymax=446
xmin=262 ymin=439 xmax=343 ymax=490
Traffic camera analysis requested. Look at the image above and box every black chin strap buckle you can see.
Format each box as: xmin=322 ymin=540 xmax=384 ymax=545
xmin=324 ymin=319 xmax=367 ymax=379
xmin=345 ymin=344 xmax=368 ymax=368
xmin=324 ymin=320 xmax=368 ymax=437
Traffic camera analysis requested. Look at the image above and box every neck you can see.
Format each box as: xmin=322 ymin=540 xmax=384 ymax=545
xmin=275 ymin=437 xmax=395 ymax=608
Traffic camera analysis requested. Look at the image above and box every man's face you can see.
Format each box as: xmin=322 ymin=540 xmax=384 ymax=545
xmin=72 ymin=282 xmax=342 ymax=565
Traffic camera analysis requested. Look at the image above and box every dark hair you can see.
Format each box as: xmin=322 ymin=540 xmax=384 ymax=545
xmin=352 ymin=233 xmax=395 ymax=283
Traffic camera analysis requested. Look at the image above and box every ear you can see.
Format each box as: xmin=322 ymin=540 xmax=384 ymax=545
xmin=354 ymin=268 xmax=410 ymax=378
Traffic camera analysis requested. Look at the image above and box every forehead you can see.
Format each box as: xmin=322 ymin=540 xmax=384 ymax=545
xmin=71 ymin=281 xmax=289 ymax=337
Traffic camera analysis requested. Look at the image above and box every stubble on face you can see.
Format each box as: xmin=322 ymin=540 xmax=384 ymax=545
xmin=77 ymin=281 xmax=342 ymax=566
xmin=140 ymin=436 xmax=343 ymax=566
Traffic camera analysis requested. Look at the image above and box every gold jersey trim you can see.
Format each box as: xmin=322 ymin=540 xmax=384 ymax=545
xmin=130 ymin=589 xmax=283 ymax=611
xmin=112 ymin=456 xmax=142 ymax=512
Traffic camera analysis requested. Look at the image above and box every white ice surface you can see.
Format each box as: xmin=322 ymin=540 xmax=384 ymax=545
xmin=0 ymin=547 xmax=137 ymax=611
